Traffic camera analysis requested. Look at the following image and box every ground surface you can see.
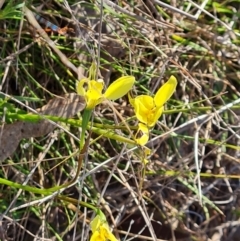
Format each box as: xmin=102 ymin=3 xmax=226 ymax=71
xmin=1 ymin=1 xmax=240 ymax=241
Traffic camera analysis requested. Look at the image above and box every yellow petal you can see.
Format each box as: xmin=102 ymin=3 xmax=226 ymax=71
xmin=88 ymin=79 xmax=104 ymax=93
xmin=133 ymin=95 xmax=155 ymax=125
xmin=88 ymin=61 xmax=97 ymax=80
xmin=143 ymin=158 xmax=149 ymax=164
xmin=100 ymin=224 xmax=118 ymax=241
xmin=135 ymin=123 xmax=149 ymax=146
xmin=90 ymin=230 xmax=104 ymax=241
xmin=86 ymin=80 xmax=104 ymax=109
xmin=128 ymin=92 xmax=135 ymax=107
xmin=104 ymin=76 xmax=135 ymax=100
xmin=76 ymin=78 xmax=88 ymax=96
xmin=149 ymin=106 xmax=164 ymax=127
xmin=90 ymin=215 xmax=101 ymax=233
xmin=154 ymin=75 xmax=177 ymax=108
xmin=143 ymin=146 xmax=151 ymax=156
xmin=134 ymin=95 xmax=155 ymax=110
xmin=90 ymin=215 xmax=118 ymax=241
xmin=105 ymin=229 xmax=118 ymax=241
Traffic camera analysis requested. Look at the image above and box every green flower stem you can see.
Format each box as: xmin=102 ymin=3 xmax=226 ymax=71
xmin=58 ymin=195 xmax=98 ymax=213
xmin=3 ymin=112 xmax=136 ymax=145
xmin=0 ymin=177 xmax=59 ymax=195
xmin=6 ymin=111 xmax=240 ymax=150
xmin=0 ymin=178 xmax=98 ymax=212
xmin=38 ymin=114 xmax=136 ymax=145
xmin=4 ymin=104 xmax=240 ymax=122
xmin=80 ymin=109 xmax=93 ymax=150
xmin=1 ymin=169 xmax=240 ymax=198
xmin=90 ymin=125 xmax=135 ymax=145
xmin=0 ymin=135 xmax=89 ymax=196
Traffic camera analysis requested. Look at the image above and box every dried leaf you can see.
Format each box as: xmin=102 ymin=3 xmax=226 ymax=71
xmin=0 ymin=93 xmax=85 ymax=161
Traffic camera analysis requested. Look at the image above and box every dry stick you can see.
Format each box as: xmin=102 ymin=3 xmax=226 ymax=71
xmin=188 ymin=0 xmax=240 ymax=37
xmin=79 ymin=98 xmax=240 ymax=180
xmin=152 ymin=0 xmax=196 ymax=20
xmin=23 ymin=6 xmax=84 ymax=79
xmin=96 ymin=0 xmax=175 ymax=29
xmin=0 ymin=0 xmax=5 ymax=9
xmin=0 ymin=42 xmax=35 ymax=64
xmin=62 ymin=0 xmax=94 ymax=56
xmin=1 ymin=133 xmax=57 ymax=218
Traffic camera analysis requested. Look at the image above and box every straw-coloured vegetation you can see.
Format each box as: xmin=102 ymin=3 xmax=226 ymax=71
xmin=1 ymin=1 xmax=240 ymax=240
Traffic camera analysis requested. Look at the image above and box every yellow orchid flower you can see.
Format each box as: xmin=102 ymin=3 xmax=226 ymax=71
xmin=77 ymin=76 xmax=135 ymax=110
xmin=90 ymin=214 xmax=118 ymax=241
xmin=129 ymin=75 xmax=177 ymax=145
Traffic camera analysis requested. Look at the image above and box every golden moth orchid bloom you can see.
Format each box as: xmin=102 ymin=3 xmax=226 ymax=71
xmin=77 ymin=76 xmax=135 ymax=109
xmin=130 ymin=75 xmax=177 ymax=127
xmin=129 ymin=75 xmax=177 ymax=145
xmin=90 ymin=215 xmax=118 ymax=241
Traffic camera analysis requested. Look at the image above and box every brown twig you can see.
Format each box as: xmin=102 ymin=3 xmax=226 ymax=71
xmin=23 ymin=6 xmax=84 ymax=79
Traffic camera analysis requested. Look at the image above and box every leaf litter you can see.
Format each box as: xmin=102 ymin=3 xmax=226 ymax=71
xmin=0 ymin=93 xmax=85 ymax=161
